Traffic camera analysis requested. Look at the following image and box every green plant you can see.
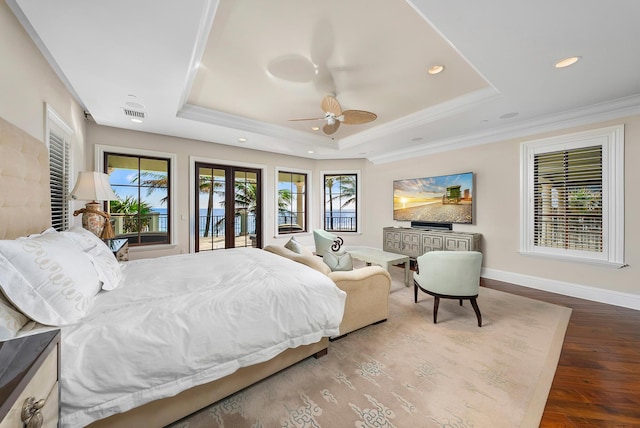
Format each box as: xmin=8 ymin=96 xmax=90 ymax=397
xmin=110 ymin=196 xmax=153 ymax=233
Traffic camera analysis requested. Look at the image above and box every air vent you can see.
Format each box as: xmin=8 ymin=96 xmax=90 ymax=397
xmin=122 ymin=108 xmax=146 ymax=119
xmin=125 ymin=101 xmax=145 ymax=109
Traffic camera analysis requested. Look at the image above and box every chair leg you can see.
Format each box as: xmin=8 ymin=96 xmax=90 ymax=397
xmin=459 ymin=299 xmax=463 ymax=306
xmin=414 ymin=282 xmax=418 ymax=303
xmin=433 ymin=296 xmax=440 ymax=324
xmin=470 ymin=298 xmax=482 ymax=327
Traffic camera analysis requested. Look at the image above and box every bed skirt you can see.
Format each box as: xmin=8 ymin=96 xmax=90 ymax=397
xmin=87 ymin=338 xmax=329 ymax=427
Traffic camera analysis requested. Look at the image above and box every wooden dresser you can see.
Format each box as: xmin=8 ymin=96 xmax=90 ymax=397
xmin=0 ymin=330 xmax=61 ymax=428
xmin=383 ymin=227 xmax=482 ymax=259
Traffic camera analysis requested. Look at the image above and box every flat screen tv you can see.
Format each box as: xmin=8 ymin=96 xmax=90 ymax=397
xmin=393 ymin=172 xmax=474 ymax=225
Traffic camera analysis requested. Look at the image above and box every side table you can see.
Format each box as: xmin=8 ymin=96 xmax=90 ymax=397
xmin=0 ymin=329 xmax=61 ymax=428
xmin=104 ymin=238 xmax=129 ymax=261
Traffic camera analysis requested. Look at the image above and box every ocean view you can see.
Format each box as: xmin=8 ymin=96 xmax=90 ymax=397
xmin=146 ymin=208 xmax=356 ymax=234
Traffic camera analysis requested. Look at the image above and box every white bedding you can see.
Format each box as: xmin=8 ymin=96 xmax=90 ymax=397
xmin=57 ymin=248 xmax=346 ymax=427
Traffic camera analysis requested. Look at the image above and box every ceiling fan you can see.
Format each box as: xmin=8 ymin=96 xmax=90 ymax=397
xmin=289 ymin=95 xmax=377 ymax=135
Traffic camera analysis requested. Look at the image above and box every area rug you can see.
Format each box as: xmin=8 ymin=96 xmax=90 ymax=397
xmin=171 ymin=268 xmax=571 ymax=428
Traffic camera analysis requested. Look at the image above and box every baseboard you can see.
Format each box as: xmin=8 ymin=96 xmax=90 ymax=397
xmin=481 ymin=267 xmax=640 ymax=311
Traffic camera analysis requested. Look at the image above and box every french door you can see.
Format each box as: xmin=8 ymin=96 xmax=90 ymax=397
xmin=195 ymin=162 xmax=261 ymax=251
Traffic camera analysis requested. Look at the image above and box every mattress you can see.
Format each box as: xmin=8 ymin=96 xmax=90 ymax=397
xmin=58 ymin=248 xmax=346 ymax=427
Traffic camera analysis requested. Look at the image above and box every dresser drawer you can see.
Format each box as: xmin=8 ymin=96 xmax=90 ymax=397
xmin=0 ymin=335 xmax=59 ymax=428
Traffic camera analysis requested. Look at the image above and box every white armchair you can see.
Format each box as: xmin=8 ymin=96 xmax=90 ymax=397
xmin=313 ymin=229 xmax=343 ymax=256
xmin=413 ymin=251 xmax=483 ymax=326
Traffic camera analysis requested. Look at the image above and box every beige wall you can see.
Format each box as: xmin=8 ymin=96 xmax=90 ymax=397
xmin=364 ymin=116 xmax=639 ymax=301
xmin=86 ymin=123 xmax=368 ymax=259
xmin=0 ymin=1 xmax=86 ymax=176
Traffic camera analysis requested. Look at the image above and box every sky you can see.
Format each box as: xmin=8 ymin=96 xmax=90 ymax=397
xmin=393 ymin=172 xmax=473 ymax=200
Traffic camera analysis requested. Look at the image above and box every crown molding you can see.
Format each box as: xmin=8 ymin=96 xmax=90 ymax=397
xmin=338 ymin=86 xmax=499 ymax=151
xmin=6 ymin=0 xmax=86 ymax=110
xmin=177 ymin=103 xmax=333 ymax=147
xmin=368 ymin=94 xmax=640 ymax=164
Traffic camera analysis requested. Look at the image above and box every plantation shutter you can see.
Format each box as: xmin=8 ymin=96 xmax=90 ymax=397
xmin=533 ymin=145 xmax=603 ymax=252
xmin=49 ymin=131 xmax=70 ymax=231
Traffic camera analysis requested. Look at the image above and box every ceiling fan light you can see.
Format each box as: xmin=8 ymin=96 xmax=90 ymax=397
xmin=327 ymin=117 xmax=336 ymax=125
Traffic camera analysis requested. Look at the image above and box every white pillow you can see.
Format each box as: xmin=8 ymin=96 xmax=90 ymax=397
xmin=323 ymin=251 xmax=353 ymax=272
xmin=0 ymin=231 xmax=102 ymax=326
xmin=84 ymin=245 xmax=123 ymax=291
xmin=0 ymin=292 xmax=29 ymax=340
xmin=63 ymin=228 xmax=123 ymax=291
xmin=284 ymin=236 xmax=303 ymax=254
xmin=63 ymin=226 xmax=109 ymax=251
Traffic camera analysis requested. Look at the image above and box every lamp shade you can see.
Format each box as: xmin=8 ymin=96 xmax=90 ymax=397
xmin=70 ymin=171 xmax=118 ymax=202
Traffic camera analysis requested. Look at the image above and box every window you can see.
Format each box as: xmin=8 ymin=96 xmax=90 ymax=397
xmin=324 ymin=173 xmax=358 ymax=232
xmin=277 ymin=170 xmax=307 ymax=234
xmin=104 ymin=152 xmax=171 ymax=246
xmin=47 ymin=106 xmax=72 ymax=231
xmin=195 ymin=162 xmax=262 ymax=251
xmin=520 ymin=125 xmax=624 ymax=266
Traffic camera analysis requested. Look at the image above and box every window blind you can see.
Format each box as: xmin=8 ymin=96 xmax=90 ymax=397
xmin=49 ymin=131 xmax=70 ymax=231
xmin=533 ymin=145 xmax=603 ymax=252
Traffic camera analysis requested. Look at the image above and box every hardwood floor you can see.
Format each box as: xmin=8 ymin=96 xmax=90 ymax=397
xmin=481 ymin=278 xmax=640 ymax=427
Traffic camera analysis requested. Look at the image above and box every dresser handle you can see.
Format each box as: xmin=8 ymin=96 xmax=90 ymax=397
xmin=21 ymin=396 xmax=45 ymax=428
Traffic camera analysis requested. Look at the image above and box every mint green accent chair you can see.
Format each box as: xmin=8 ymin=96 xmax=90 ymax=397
xmin=413 ymin=251 xmax=483 ymax=327
xmin=313 ymin=229 xmax=343 ymax=256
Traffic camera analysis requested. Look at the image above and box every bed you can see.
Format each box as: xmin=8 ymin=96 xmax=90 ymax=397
xmin=0 ymin=116 xmax=347 ymax=427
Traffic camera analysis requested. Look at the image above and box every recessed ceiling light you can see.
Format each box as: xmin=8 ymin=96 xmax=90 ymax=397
xmin=238 ymin=137 xmax=247 ymax=142
xmin=307 ymin=150 xmax=314 ymax=154
xmin=311 ymin=126 xmax=320 ymax=131
xmin=555 ymin=56 xmax=581 ymax=68
xmin=499 ymin=112 xmax=519 ymax=119
xmin=428 ymin=65 xmax=445 ymax=75
xmin=130 ymin=118 xmax=143 ymax=124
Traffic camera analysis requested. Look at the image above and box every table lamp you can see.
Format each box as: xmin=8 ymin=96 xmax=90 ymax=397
xmin=70 ymin=171 xmax=118 ymax=239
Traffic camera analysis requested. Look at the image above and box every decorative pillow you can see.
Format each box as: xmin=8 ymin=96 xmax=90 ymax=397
xmin=323 ymin=251 xmax=353 ymax=272
xmin=0 ymin=230 xmax=102 ymax=326
xmin=63 ymin=227 xmax=123 ymax=291
xmin=284 ymin=236 xmax=303 ymax=254
xmin=0 ymin=292 xmax=29 ymax=340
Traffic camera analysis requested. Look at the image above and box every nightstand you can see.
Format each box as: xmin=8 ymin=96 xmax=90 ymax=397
xmin=0 ymin=329 xmax=61 ymax=428
xmin=104 ymin=238 xmax=129 ymax=261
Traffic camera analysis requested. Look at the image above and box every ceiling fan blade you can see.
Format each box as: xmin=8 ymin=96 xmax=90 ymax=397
xmin=288 ymin=117 xmax=325 ymax=121
xmin=323 ymin=121 xmax=340 ymax=135
xmin=341 ymin=110 xmax=377 ymax=125
xmin=267 ymin=54 xmax=315 ymax=83
xmin=311 ymin=19 xmax=337 ymax=94
xmin=321 ymin=95 xmax=342 ymax=116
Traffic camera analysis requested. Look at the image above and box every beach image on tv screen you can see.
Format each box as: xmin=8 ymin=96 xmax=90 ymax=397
xmin=393 ymin=172 xmax=473 ymax=224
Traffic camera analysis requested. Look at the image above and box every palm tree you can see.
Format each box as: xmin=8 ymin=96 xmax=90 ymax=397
xmin=325 ymin=176 xmax=336 ymax=229
xmin=336 ymin=175 xmax=357 ymax=207
xmin=325 ymin=175 xmax=357 ymax=230
xmin=277 ymin=188 xmax=292 ymax=218
xmin=138 ymin=171 xmax=169 ymax=205
xmin=234 ymin=181 xmax=258 ymax=214
xmin=110 ymin=196 xmax=153 ymax=233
